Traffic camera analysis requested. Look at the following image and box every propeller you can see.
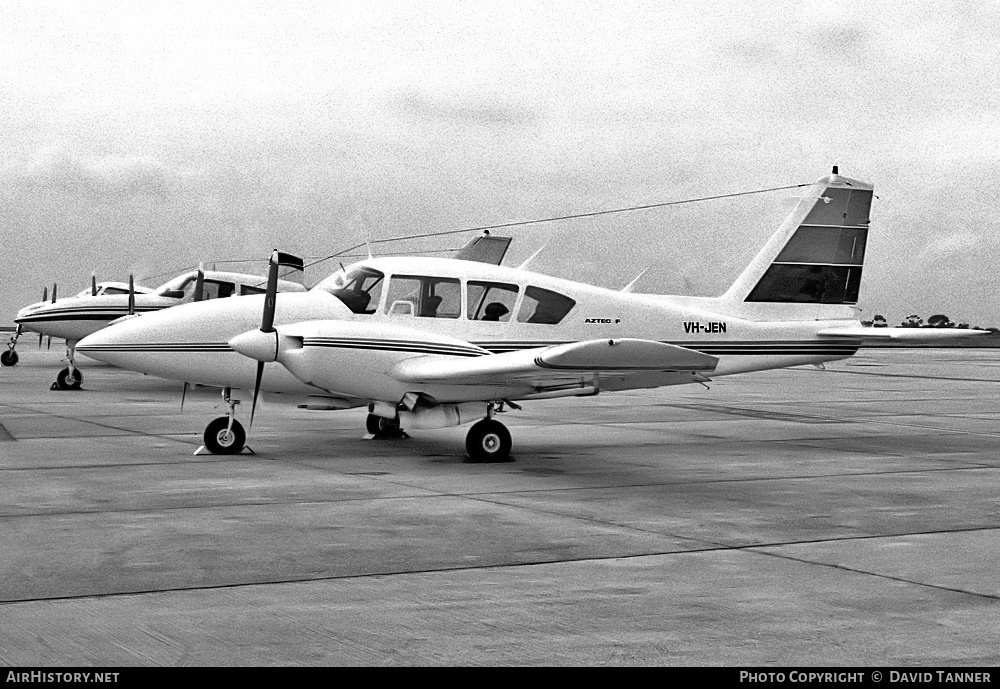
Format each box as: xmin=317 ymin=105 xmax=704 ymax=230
xmin=48 ymin=283 xmax=56 ymax=348
xmin=228 ymin=250 xmax=304 ymax=429
xmin=91 ymin=272 xmax=98 ymax=297
xmin=39 ymin=287 xmax=47 ymax=346
xmin=127 ymin=273 xmax=135 ymax=316
xmin=193 ymin=263 xmax=205 ymax=302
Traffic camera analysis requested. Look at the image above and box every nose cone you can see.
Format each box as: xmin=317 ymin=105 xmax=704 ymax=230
xmin=229 ymin=329 xmax=278 ymax=362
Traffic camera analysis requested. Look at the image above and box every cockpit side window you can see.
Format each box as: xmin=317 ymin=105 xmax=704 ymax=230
xmin=516 ymin=286 xmax=576 ymax=324
xmin=467 ymin=281 xmax=518 ymax=322
xmin=385 ymin=275 xmax=461 ymax=319
xmin=199 ymin=280 xmax=236 ymax=300
xmin=240 ymin=284 xmax=266 ymax=296
xmin=326 ymin=267 xmax=385 ymax=314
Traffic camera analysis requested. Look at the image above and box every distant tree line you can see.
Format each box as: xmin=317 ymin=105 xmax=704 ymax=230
xmin=861 ymin=313 xmax=997 ymax=332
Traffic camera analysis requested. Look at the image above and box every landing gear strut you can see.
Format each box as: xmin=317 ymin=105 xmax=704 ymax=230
xmin=51 ymin=341 xmax=82 ymax=390
xmin=201 ymin=387 xmax=248 ymax=454
xmin=1 ymin=326 xmax=21 ymax=366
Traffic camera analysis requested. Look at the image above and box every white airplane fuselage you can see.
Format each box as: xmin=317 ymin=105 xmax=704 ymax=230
xmin=77 ymin=256 xmax=863 ymax=405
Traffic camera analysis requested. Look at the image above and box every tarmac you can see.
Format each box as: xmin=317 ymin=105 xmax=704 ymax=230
xmin=0 ymin=347 xmax=998 ymax=666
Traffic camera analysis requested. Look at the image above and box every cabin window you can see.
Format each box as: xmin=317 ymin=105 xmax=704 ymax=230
xmin=467 ymin=281 xmax=518 ymax=322
xmin=385 ymin=275 xmax=461 ymax=319
xmin=200 ymin=280 xmax=236 ymax=300
xmin=240 ymin=284 xmax=266 ymax=296
xmin=325 ymin=266 xmax=384 ymax=314
xmin=516 ymin=286 xmax=576 ymax=324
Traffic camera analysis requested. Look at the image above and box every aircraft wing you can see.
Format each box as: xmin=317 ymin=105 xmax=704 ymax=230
xmin=817 ymin=326 xmax=992 ymax=341
xmin=391 ymin=338 xmax=718 ymax=395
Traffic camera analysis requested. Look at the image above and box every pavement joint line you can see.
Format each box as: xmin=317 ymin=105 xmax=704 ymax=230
xmin=3 ymin=524 xmax=998 ymax=608
xmin=747 ymin=548 xmax=1000 ymax=603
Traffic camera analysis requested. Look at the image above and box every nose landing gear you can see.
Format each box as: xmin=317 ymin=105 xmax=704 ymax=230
xmin=196 ymin=388 xmax=252 ymax=455
xmin=51 ymin=341 xmax=83 ymax=391
xmin=1 ymin=326 xmax=22 ymax=367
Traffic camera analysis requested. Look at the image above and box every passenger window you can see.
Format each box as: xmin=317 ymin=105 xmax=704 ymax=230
xmin=467 ymin=281 xmax=518 ymax=322
xmin=516 ymin=286 xmax=576 ymax=324
xmin=385 ymin=275 xmax=461 ymax=319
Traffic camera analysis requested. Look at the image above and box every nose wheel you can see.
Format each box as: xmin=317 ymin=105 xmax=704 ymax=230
xmin=196 ymin=387 xmax=252 ymax=455
xmin=203 ymin=417 xmax=247 ymax=454
xmin=53 ymin=367 xmax=83 ymax=390
xmin=51 ymin=341 xmax=82 ymax=391
xmin=465 ymin=418 xmax=512 ymax=463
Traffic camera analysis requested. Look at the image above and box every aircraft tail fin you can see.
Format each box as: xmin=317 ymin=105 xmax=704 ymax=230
xmin=717 ymin=167 xmax=873 ymax=321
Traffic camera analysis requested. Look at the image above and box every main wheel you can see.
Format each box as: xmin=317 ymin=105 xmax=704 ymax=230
xmin=465 ymin=419 xmax=512 ymax=463
xmin=203 ymin=417 xmax=246 ymax=455
xmin=0 ymin=350 xmax=17 ymax=366
xmin=54 ymin=367 xmax=83 ymax=390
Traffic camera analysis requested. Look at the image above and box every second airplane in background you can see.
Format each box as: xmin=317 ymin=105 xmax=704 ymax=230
xmin=8 ymin=267 xmax=306 ymax=389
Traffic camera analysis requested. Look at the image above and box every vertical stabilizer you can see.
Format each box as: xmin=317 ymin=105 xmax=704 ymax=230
xmin=718 ymin=169 xmax=873 ymax=320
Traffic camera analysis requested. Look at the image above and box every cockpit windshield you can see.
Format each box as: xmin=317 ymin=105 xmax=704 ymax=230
xmin=155 ymin=273 xmax=196 ymax=296
xmin=313 ymin=265 xmax=385 ymax=314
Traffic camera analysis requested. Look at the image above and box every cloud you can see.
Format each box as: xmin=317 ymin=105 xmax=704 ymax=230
xmin=914 ymin=232 xmax=981 ymax=268
xmin=7 ymin=149 xmax=174 ymax=201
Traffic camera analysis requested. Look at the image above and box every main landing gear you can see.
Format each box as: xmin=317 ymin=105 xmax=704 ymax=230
xmin=51 ymin=341 xmax=83 ymax=391
xmin=365 ymin=401 xmax=515 ymax=463
xmin=199 ymin=387 xmax=250 ymax=455
xmin=465 ymin=418 xmax=512 ymax=463
xmin=1 ymin=326 xmax=21 ymax=366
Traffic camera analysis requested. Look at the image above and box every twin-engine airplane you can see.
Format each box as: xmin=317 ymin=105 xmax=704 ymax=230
xmin=8 ymin=268 xmax=306 ymax=389
xmin=77 ymin=169 xmax=987 ymax=461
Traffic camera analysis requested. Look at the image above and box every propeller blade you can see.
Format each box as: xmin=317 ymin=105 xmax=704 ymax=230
xmin=181 ymin=381 xmax=189 ymax=411
xmin=46 ymin=335 xmax=51 ymax=350
xmin=193 ymin=263 xmax=205 ymax=302
xmin=260 ymin=250 xmax=304 ymax=332
xmin=39 ymin=286 xmax=47 ymax=345
xmin=127 ymin=274 xmax=135 ymax=316
xmin=51 ymin=283 xmax=57 ymax=303
xmin=91 ymin=272 xmax=98 ymax=296
xmin=250 ymin=360 xmax=265 ymax=429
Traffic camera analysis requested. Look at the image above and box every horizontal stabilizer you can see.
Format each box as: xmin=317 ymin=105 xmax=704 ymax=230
xmin=453 ymin=234 xmax=513 ymax=265
xmin=818 ymin=326 xmax=991 ymax=341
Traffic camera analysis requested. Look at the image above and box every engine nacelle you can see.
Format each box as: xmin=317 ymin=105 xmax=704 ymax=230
xmin=398 ymin=403 xmax=487 ymax=430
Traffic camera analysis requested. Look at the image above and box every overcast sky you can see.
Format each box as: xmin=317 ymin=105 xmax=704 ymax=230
xmin=2 ymin=1 xmax=998 ymax=326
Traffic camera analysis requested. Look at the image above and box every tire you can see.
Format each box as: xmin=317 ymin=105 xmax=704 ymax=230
xmin=203 ymin=417 xmax=246 ymax=455
xmin=465 ymin=419 xmax=512 ymax=463
xmin=55 ymin=367 xmax=83 ymax=390
xmin=0 ymin=350 xmax=17 ymax=366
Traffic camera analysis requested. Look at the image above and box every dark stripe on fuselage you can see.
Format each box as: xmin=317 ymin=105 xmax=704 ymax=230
xmin=76 ymin=342 xmax=233 ymax=353
xmin=302 ymin=337 xmax=487 ymax=358
xmin=16 ymin=308 xmax=160 ymax=324
xmin=77 ymin=339 xmax=859 ymax=358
